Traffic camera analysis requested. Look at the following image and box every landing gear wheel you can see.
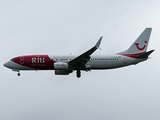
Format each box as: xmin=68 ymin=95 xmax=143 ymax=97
xmin=17 ymin=72 xmax=20 ymax=76
xmin=76 ymin=70 xmax=81 ymax=78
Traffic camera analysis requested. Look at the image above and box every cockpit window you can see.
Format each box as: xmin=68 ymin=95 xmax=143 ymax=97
xmin=11 ymin=58 xmax=14 ymax=62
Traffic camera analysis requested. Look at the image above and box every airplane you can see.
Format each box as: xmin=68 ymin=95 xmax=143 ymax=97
xmin=4 ymin=28 xmax=154 ymax=78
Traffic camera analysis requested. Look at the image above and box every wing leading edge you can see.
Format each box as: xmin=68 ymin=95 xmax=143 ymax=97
xmin=69 ymin=37 xmax=103 ymax=69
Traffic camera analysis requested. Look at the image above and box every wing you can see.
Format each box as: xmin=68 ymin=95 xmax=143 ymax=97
xmin=68 ymin=36 xmax=103 ymax=70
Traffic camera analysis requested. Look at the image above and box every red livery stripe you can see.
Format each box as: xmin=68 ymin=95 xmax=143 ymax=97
xmin=120 ymin=52 xmax=146 ymax=58
xmin=12 ymin=55 xmax=54 ymax=70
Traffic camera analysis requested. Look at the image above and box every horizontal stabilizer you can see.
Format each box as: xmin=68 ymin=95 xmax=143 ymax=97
xmin=136 ymin=50 xmax=154 ymax=58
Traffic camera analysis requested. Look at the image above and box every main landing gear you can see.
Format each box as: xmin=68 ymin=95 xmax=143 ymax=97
xmin=76 ymin=70 xmax=81 ymax=78
xmin=17 ymin=72 xmax=20 ymax=76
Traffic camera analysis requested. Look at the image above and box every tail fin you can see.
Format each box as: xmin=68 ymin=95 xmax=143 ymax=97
xmin=119 ymin=28 xmax=152 ymax=56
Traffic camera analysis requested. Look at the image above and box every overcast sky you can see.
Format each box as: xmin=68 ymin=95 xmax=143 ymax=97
xmin=0 ymin=0 xmax=160 ymax=120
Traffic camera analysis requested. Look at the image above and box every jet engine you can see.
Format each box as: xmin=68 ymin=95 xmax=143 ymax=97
xmin=54 ymin=62 xmax=69 ymax=70
xmin=55 ymin=70 xmax=72 ymax=75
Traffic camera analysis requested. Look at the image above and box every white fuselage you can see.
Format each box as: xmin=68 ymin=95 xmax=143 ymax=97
xmin=52 ymin=54 xmax=146 ymax=70
xmin=3 ymin=54 xmax=147 ymax=71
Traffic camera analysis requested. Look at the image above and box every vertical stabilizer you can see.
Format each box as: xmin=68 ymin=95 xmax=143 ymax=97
xmin=119 ymin=28 xmax=152 ymax=56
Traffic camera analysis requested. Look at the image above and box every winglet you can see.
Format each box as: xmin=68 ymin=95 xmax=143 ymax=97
xmin=95 ymin=36 xmax=103 ymax=48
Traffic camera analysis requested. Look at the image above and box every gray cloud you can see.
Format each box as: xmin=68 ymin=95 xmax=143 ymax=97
xmin=0 ymin=0 xmax=160 ymax=120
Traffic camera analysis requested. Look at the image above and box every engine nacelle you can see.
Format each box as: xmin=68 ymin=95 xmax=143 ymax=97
xmin=55 ymin=70 xmax=72 ymax=75
xmin=54 ymin=62 xmax=69 ymax=70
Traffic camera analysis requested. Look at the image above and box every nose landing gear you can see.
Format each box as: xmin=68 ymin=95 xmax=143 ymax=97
xmin=12 ymin=70 xmax=21 ymax=76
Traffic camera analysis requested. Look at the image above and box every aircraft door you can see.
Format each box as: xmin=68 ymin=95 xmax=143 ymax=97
xmin=123 ymin=57 xmax=127 ymax=64
xmin=20 ymin=57 xmax=24 ymax=64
